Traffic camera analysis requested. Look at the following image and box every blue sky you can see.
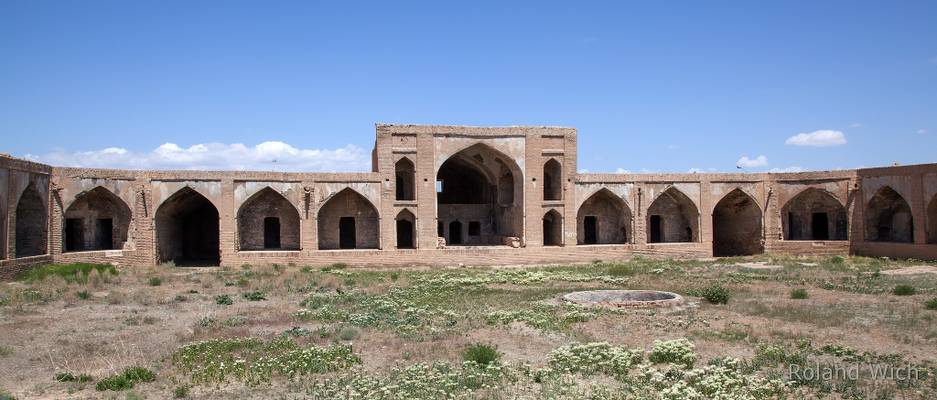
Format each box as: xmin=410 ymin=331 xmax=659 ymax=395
xmin=1 ymin=1 xmax=935 ymax=173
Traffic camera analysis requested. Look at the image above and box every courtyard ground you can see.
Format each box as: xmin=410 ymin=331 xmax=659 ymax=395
xmin=0 ymin=255 xmax=936 ymax=399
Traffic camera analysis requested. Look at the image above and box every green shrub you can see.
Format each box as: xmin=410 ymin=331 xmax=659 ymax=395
xmin=790 ymin=288 xmax=809 ymax=299
xmin=925 ymin=298 xmax=937 ymax=310
xmin=215 ymin=294 xmax=233 ymax=306
xmin=173 ymin=384 xmax=190 ymax=398
xmin=76 ymin=290 xmax=91 ymax=300
xmin=0 ymin=346 xmax=11 ymax=357
xmin=321 ymin=262 xmax=347 ymax=272
xmin=389 ymin=272 xmax=400 ymax=281
xmin=54 ymin=372 xmax=92 ymax=383
xmin=0 ymin=389 xmax=15 ymax=400
xmin=695 ymin=283 xmax=730 ymax=304
xmin=241 ymin=291 xmax=266 ymax=301
xmin=223 ymin=316 xmax=248 ymax=327
xmin=17 ymin=263 xmax=117 ymax=283
xmin=829 ymin=255 xmax=845 ymax=264
xmin=892 ymin=285 xmax=916 ymax=296
xmin=606 ymin=263 xmax=639 ymax=277
xmin=95 ymin=367 xmax=155 ymax=391
xmin=147 ymin=277 xmax=162 ymax=286
xmin=648 ymin=338 xmax=696 ymax=368
xmin=462 ymin=343 xmax=501 ymax=366
xmin=338 ymin=326 xmax=360 ymax=341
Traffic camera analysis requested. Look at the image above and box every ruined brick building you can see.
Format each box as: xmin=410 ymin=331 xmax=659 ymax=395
xmin=2 ymin=124 xmax=936 ymax=278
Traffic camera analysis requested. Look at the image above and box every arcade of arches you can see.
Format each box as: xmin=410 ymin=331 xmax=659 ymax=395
xmin=712 ymin=189 xmax=763 ymax=256
xmin=577 ymin=189 xmax=631 ymax=245
xmin=317 ymin=188 xmax=379 ymax=250
xmin=782 ymin=189 xmax=848 ymax=241
xmin=865 ymin=186 xmax=914 ymax=243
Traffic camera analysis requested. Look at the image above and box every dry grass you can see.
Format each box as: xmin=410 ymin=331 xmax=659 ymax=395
xmin=0 ymin=256 xmax=935 ymax=398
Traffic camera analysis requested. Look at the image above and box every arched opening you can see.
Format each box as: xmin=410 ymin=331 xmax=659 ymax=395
xmin=647 ymin=187 xmax=698 ymax=243
xmin=155 ymin=187 xmax=219 ymax=265
xmin=317 ymin=188 xmax=379 ymax=250
xmin=577 ymin=189 xmax=632 ymax=245
xmin=543 ymin=159 xmax=562 ymax=201
xmin=928 ymin=194 xmax=937 ymax=244
xmin=15 ymin=183 xmax=47 ymax=257
xmin=395 ymin=157 xmax=415 ymax=201
xmin=712 ymin=189 xmax=763 ymax=256
xmin=781 ymin=188 xmax=847 ymax=240
xmin=237 ymin=187 xmax=301 ymax=251
xmin=865 ymin=186 xmax=913 ymax=243
xmin=543 ymin=209 xmax=562 ymax=246
xmin=395 ymin=209 xmax=415 ymax=249
xmin=436 ymin=143 xmax=523 ymax=246
xmin=64 ymin=187 xmax=132 ymax=252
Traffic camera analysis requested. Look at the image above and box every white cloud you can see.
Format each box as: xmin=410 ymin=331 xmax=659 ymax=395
xmin=577 ymin=169 xmax=590 ymax=173
xmin=687 ymin=168 xmax=704 ymax=173
xmin=615 ymin=168 xmax=630 ymax=173
xmin=850 ymin=123 xmax=862 ymax=128
xmin=769 ymin=166 xmax=805 ymax=173
xmin=918 ymin=129 xmax=928 ymax=134
xmin=785 ymin=130 xmax=847 ymax=147
xmin=24 ymin=141 xmax=370 ymax=172
xmin=736 ymin=155 xmax=768 ymax=168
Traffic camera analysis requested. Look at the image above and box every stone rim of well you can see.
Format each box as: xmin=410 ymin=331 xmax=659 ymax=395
xmin=562 ymin=289 xmax=684 ymax=308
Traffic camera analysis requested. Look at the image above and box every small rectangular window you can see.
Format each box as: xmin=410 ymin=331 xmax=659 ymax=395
xmin=468 ymin=221 xmax=481 ymax=236
xmin=436 ymin=180 xmax=444 ymax=193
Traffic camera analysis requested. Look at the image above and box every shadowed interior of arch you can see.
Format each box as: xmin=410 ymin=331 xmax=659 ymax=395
xmin=866 ymin=186 xmax=914 ymax=243
xmin=928 ymin=194 xmax=937 ymax=244
xmin=395 ymin=209 xmax=415 ymax=249
xmin=782 ymin=188 xmax=848 ymax=240
xmin=577 ymin=189 xmax=632 ymax=245
xmin=317 ymin=188 xmax=379 ymax=250
xmin=15 ymin=183 xmax=48 ymax=257
xmin=647 ymin=187 xmax=699 ymax=243
xmin=237 ymin=187 xmax=300 ymax=251
xmin=64 ymin=186 xmax=131 ymax=252
xmin=436 ymin=143 xmax=523 ymax=246
xmin=712 ymin=189 xmax=763 ymax=256
xmin=543 ymin=209 xmax=563 ymax=246
xmin=155 ymin=187 xmax=219 ymax=266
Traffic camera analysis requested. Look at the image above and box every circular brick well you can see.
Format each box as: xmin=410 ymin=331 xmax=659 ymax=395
xmin=562 ymin=290 xmax=684 ymax=309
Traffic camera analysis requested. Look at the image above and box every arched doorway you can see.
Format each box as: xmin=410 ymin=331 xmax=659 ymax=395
xmin=396 ymin=209 xmax=415 ymax=249
xmin=577 ymin=189 xmax=632 ymax=244
xmin=647 ymin=187 xmax=699 ymax=243
xmin=15 ymin=183 xmax=47 ymax=257
xmin=928 ymin=194 xmax=937 ymax=244
xmin=865 ymin=186 xmax=913 ymax=243
xmin=155 ymin=187 xmax=220 ymax=265
xmin=395 ymin=158 xmax=415 ymax=201
xmin=543 ymin=209 xmax=562 ymax=246
xmin=781 ymin=188 xmax=847 ymax=240
xmin=64 ymin=187 xmax=132 ymax=252
xmin=543 ymin=159 xmax=562 ymax=201
xmin=237 ymin=187 xmax=301 ymax=251
xmin=317 ymin=188 xmax=379 ymax=250
xmin=436 ymin=143 xmax=523 ymax=246
xmin=712 ymin=189 xmax=763 ymax=256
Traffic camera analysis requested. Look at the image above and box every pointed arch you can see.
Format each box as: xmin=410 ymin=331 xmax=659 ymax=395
xmin=865 ymin=186 xmax=913 ymax=243
xmin=712 ymin=188 xmax=763 ymax=256
xmin=15 ymin=183 xmax=47 ymax=257
xmin=543 ymin=158 xmax=562 ymax=201
xmin=927 ymin=194 xmax=937 ymax=244
xmin=237 ymin=187 xmax=301 ymax=251
xmin=317 ymin=187 xmax=379 ymax=250
xmin=155 ymin=187 xmax=219 ymax=265
xmin=64 ymin=186 xmax=132 ymax=252
xmin=395 ymin=157 xmax=416 ymax=201
xmin=543 ymin=209 xmax=563 ymax=246
xmin=781 ymin=188 xmax=847 ymax=240
xmin=395 ymin=209 xmax=416 ymax=249
xmin=647 ymin=187 xmax=699 ymax=243
xmin=577 ymin=188 xmax=632 ymax=245
xmin=436 ymin=143 xmax=524 ymax=245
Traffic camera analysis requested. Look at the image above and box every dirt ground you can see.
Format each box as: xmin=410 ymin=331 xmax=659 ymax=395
xmin=0 ymin=255 xmax=935 ymax=399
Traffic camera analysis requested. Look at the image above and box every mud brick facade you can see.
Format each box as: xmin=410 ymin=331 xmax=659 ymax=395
xmin=2 ymin=124 xmax=936 ymax=278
